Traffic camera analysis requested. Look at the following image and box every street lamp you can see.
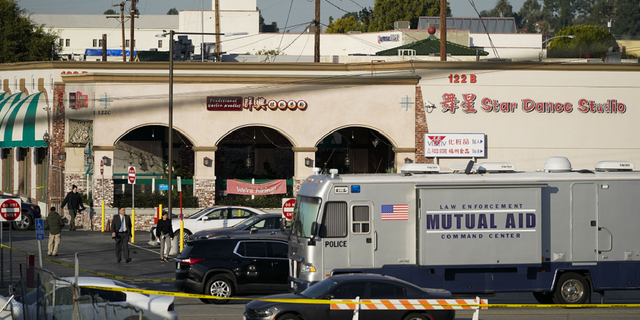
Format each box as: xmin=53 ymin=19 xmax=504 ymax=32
xmin=155 ymin=30 xmax=247 ymax=221
xmin=542 ymin=35 xmax=575 ymax=48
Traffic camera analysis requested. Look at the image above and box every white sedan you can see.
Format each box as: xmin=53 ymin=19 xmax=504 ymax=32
xmin=149 ymin=206 xmax=268 ymax=244
xmin=0 ymin=277 xmax=177 ymax=320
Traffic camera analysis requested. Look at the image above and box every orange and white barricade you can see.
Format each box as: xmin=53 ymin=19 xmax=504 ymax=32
xmin=331 ymin=296 xmax=488 ymax=320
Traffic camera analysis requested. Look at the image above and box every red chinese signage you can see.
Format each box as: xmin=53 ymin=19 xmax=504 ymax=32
xmin=227 ymin=179 xmax=287 ymax=195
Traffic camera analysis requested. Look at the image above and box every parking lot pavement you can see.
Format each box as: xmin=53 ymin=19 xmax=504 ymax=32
xmin=0 ymin=228 xmax=177 ymax=292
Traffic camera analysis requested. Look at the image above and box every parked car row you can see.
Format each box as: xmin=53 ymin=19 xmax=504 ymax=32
xmin=171 ymin=206 xmax=456 ymax=320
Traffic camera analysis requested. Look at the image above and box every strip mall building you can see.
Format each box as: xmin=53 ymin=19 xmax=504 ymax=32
xmin=1 ymin=61 xmax=639 ymax=222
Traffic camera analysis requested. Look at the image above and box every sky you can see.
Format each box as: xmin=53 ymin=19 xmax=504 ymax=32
xmin=17 ymin=0 xmax=528 ymax=33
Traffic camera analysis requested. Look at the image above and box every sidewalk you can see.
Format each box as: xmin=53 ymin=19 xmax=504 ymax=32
xmin=0 ymin=227 xmax=177 ymax=292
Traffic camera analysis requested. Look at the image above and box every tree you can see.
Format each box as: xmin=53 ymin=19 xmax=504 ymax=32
xmin=104 ymin=9 xmax=116 ymax=15
xmin=366 ymin=0 xmax=450 ymax=32
xmin=490 ymin=0 xmax=515 ymax=17
xmin=326 ymin=15 xmax=363 ymax=33
xmin=547 ymin=25 xmax=618 ymax=58
xmin=518 ymin=0 xmax=544 ymax=32
xmin=542 ymin=0 xmax=590 ymax=30
xmin=0 ymin=0 xmax=60 ymax=63
xmin=612 ymin=0 xmax=640 ymax=36
xmin=167 ymin=8 xmax=178 ymax=15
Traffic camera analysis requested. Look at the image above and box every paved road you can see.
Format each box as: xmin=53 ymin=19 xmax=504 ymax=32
xmin=1 ymin=227 xmax=640 ymax=320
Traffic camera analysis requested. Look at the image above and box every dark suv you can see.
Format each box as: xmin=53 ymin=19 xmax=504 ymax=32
xmin=175 ymin=238 xmax=289 ymax=304
xmin=190 ymin=214 xmax=288 ymax=240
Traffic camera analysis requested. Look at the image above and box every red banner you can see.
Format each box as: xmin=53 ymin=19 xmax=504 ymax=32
xmin=227 ymin=179 xmax=287 ymax=195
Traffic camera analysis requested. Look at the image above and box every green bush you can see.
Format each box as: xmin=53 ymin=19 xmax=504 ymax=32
xmin=548 ymin=25 xmax=619 ymax=58
xmin=112 ymin=192 xmax=199 ymax=208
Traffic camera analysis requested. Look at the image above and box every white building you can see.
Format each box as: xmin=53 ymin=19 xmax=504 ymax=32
xmin=32 ymin=0 xmax=546 ymax=63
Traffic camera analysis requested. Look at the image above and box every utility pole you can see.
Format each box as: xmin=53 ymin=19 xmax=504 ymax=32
xmin=439 ymin=0 xmax=447 ymax=61
xmin=314 ymin=0 xmax=320 ymax=62
xmin=130 ymin=0 xmax=137 ymax=62
xmin=105 ymin=2 xmax=126 ymax=61
xmin=120 ymin=2 xmax=125 ymax=62
xmin=101 ymin=34 xmax=107 ymax=61
xmin=215 ymin=0 xmax=220 ymax=61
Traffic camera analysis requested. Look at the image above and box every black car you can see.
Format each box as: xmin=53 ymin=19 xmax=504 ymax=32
xmin=190 ymin=214 xmax=289 ymax=240
xmin=244 ymin=274 xmax=455 ymax=320
xmin=0 ymin=195 xmax=41 ymax=231
xmin=175 ymin=238 xmax=289 ymax=304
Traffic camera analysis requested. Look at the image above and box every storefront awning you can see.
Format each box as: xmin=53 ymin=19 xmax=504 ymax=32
xmin=0 ymin=92 xmax=49 ymax=148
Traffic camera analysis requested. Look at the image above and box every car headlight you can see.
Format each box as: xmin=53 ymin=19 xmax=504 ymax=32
xmin=246 ymin=308 xmax=272 ymax=317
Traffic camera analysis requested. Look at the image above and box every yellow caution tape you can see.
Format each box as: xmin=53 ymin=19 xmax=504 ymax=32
xmin=79 ymin=286 xmax=640 ymax=307
xmin=0 ymin=244 xmax=175 ymax=282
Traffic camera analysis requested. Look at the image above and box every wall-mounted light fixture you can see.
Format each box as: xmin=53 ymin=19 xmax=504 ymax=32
xmin=305 ymin=157 xmax=313 ymax=167
xmin=245 ymin=154 xmax=252 ymax=168
xmin=86 ymin=155 xmax=94 ymax=164
xmin=102 ymin=156 xmax=111 ymax=166
xmin=203 ymin=157 xmax=212 ymax=167
xmin=405 ymin=157 xmax=414 ymax=163
xmin=57 ymin=153 xmax=65 ymax=161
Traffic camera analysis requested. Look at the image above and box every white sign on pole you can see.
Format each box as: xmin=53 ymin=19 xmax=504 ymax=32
xmin=177 ymin=176 xmax=182 ymax=192
xmin=424 ymin=133 xmax=485 ymax=158
xmin=128 ymin=166 xmax=136 ymax=184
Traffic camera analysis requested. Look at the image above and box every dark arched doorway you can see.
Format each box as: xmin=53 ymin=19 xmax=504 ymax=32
xmin=114 ymin=125 xmax=195 ymax=205
xmin=316 ymin=127 xmax=394 ymax=174
xmin=215 ymin=126 xmax=294 ymax=203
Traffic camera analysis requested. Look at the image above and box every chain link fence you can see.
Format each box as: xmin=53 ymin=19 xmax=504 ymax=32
xmin=1 ymin=268 xmax=149 ymax=320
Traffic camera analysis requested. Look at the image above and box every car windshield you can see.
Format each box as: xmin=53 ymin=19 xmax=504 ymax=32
xmin=188 ymin=208 xmax=211 ymax=219
xmin=300 ymin=278 xmax=338 ymax=299
xmin=291 ymin=196 xmax=322 ymax=238
xmin=234 ymin=215 xmax=262 ymax=229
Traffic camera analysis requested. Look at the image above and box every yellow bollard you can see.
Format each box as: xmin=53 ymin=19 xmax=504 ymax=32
xmin=131 ymin=209 xmax=135 ymax=243
xmin=180 ymin=220 xmax=184 ymax=252
xmin=159 ymin=204 xmax=162 ymax=219
xmin=101 ymin=200 xmax=105 ymax=232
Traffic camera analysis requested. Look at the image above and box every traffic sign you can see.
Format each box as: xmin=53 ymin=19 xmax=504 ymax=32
xmin=159 ymin=184 xmax=169 ymax=191
xmin=100 ymin=160 xmax=104 ymax=175
xmin=128 ymin=166 xmax=136 ymax=184
xmin=282 ymin=198 xmax=295 ymax=220
xmin=0 ymin=199 xmax=21 ymax=221
xmin=36 ymin=218 xmax=45 ymax=240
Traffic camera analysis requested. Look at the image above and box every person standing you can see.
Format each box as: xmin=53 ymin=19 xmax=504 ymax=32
xmin=61 ymin=185 xmax=85 ymax=231
xmin=44 ymin=207 xmax=64 ymax=256
xmin=155 ymin=211 xmax=174 ymax=262
xmin=111 ymin=207 xmax=132 ymax=263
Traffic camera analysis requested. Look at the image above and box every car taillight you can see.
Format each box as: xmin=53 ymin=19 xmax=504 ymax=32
xmin=168 ymin=302 xmax=174 ymax=311
xmin=180 ymin=258 xmax=203 ymax=265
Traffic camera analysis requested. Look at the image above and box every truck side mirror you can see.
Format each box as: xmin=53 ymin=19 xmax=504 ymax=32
xmin=311 ymin=222 xmax=318 ymax=236
xmin=280 ymin=218 xmax=286 ymax=232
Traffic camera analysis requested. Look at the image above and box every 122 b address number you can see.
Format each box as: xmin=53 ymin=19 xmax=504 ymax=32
xmin=448 ymin=74 xmax=477 ymax=83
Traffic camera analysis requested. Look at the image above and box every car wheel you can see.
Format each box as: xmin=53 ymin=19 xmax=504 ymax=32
xmin=203 ymin=275 xmax=234 ymax=304
xmin=533 ymin=291 xmax=554 ymax=304
xmin=13 ymin=212 xmax=33 ymax=231
xmin=277 ymin=313 xmax=302 ymax=320
xmin=552 ymin=272 xmax=590 ymax=304
xmin=182 ymin=229 xmax=192 ymax=244
xmin=402 ymin=312 xmax=429 ymax=320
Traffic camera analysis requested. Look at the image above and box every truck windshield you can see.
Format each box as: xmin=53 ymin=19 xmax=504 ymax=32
xmin=291 ymin=196 xmax=322 ymax=238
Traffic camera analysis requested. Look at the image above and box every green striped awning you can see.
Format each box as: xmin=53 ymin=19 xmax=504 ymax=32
xmin=0 ymin=92 xmax=48 ymax=148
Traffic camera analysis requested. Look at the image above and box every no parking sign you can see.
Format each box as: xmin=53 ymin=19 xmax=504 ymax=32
xmin=0 ymin=199 xmax=21 ymax=221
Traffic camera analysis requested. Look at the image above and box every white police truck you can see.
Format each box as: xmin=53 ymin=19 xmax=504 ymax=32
xmin=287 ymin=157 xmax=640 ymax=304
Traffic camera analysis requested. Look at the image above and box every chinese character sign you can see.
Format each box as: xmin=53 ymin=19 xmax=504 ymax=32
xmin=424 ymin=133 xmax=485 ymax=158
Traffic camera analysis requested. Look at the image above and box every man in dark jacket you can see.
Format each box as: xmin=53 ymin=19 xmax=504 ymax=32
xmin=61 ymin=185 xmax=85 ymax=231
xmin=44 ymin=207 xmax=64 ymax=256
xmin=111 ymin=207 xmax=132 ymax=263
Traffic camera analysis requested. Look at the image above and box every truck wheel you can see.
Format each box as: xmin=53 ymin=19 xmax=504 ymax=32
xmin=203 ymin=275 xmax=234 ymax=304
xmin=402 ymin=313 xmax=428 ymax=320
xmin=277 ymin=314 xmax=301 ymax=320
xmin=553 ymin=272 xmax=590 ymax=304
xmin=533 ymin=291 xmax=554 ymax=304
xmin=12 ymin=212 xmax=33 ymax=231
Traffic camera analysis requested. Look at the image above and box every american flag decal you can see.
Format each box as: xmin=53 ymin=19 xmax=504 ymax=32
xmin=381 ymin=204 xmax=409 ymax=220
